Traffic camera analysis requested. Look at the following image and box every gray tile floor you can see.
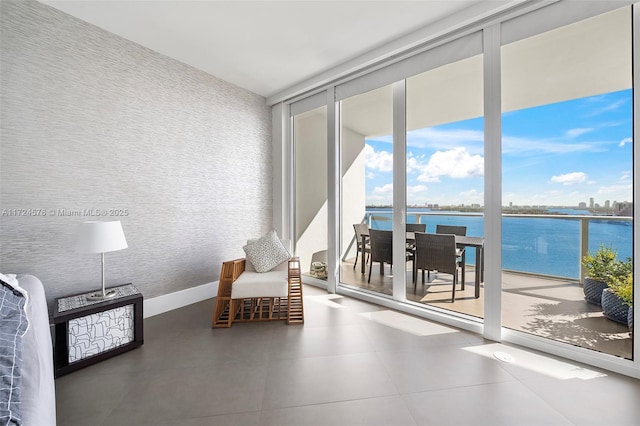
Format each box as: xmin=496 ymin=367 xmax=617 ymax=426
xmin=55 ymin=285 xmax=640 ymax=426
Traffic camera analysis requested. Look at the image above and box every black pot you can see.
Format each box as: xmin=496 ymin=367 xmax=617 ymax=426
xmin=601 ymin=288 xmax=630 ymax=324
xmin=583 ymin=277 xmax=607 ymax=306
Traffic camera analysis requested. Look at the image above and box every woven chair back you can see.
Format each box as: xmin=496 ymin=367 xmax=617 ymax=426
xmin=414 ymin=232 xmax=457 ymax=275
xmin=369 ymin=229 xmax=393 ymax=265
xmin=406 ymin=223 xmax=426 ymax=232
xmin=435 ymin=225 xmax=467 ymax=236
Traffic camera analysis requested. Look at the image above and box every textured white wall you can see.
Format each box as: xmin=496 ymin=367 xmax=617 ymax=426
xmin=0 ymin=0 xmax=273 ymax=308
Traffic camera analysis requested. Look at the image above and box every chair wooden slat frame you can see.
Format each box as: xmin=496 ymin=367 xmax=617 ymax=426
xmin=211 ymin=257 xmax=304 ymax=328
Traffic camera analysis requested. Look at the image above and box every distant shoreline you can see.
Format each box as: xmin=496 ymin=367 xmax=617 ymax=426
xmin=366 ymin=206 xmax=629 ymax=216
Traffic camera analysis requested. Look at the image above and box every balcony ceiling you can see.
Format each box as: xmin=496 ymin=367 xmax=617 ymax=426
xmin=342 ymin=6 xmax=631 ymax=137
xmin=39 ymin=0 xmax=514 ymax=99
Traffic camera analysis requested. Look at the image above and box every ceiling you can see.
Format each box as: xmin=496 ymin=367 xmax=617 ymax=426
xmin=40 ymin=0 xmax=514 ymax=99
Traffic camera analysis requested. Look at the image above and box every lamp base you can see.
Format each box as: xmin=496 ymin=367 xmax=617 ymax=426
xmin=86 ymin=290 xmax=117 ymax=301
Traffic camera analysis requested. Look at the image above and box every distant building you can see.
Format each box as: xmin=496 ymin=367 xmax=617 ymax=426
xmin=616 ymin=201 xmax=633 ymax=216
xmin=578 ymin=202 xmax=587 ymax=208
xmin=604 ymin=200 xmax=610 ymax=209
xmin=589 ymin=197 xmax=594 ymax=208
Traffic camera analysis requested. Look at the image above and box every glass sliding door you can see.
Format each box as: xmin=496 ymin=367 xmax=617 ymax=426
xmin=406 ymin=54 xmax=484 ymax=318
xmin=501 ymin=6 xmax=633 ymax=359
xmin=339 ymin=84 xmax=399 ymax=296
xmin=293 ymin=105 xmax=328 ymax=280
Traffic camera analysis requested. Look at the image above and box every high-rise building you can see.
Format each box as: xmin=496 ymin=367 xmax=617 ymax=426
xmin=589 ymin=197 xmax=594 ymax=208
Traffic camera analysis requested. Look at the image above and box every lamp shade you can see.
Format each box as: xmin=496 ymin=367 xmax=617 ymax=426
xmin=75 ymin=221 xmax=128 ymax=254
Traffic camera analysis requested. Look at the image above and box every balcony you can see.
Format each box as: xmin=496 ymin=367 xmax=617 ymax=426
xmin=336 ymin=211 xmax=633 ymax=360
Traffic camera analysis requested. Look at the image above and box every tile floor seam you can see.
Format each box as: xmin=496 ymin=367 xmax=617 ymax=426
xmin=95 ymin=378 xmax=138 ymax=426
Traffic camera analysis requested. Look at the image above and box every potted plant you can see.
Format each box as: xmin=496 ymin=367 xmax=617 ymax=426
xmin=602 ymin=269 xmax=633 ymax=326
xmin=582 ymin=244 xmax=618 ymax=305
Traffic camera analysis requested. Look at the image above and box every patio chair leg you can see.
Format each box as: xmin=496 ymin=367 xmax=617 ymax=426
xmin=451 ymin=274 xmax=457 ymax=303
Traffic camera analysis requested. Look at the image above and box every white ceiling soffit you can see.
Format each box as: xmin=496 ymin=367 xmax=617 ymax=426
xmin=338 ymin=6 xmax=631 ymax=138
xmin=39 ymin=0 xmax=517 ymax=99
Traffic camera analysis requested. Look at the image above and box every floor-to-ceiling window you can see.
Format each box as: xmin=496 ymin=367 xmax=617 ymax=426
xmin=339 ymin=84 xmax=396 ymax=297
xmin=405 ymin=53 xmax=484 ymax=318
xmin=284 ymin=1 xmax=637 ymax=375
xmin=293 ymin=103 xmax=328 ymax=280
xmin=500 ymin=6 xmax=633 ymax=359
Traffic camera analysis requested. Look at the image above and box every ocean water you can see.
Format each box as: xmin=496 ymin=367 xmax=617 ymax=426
xmin=365 ymin=208 xmax=632 ymax=279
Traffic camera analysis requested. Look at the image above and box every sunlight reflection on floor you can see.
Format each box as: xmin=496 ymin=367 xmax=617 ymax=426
xmin=357 ymin=309 xmax=461 ymax=336
xmin=463 ymin=342 xmax=608 ymax=380
xmin=305 ymin=293 xmax=347 ymax=308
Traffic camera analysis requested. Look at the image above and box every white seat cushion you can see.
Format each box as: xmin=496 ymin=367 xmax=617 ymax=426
xmin=231 ymin=270 xmax=288 ymax=299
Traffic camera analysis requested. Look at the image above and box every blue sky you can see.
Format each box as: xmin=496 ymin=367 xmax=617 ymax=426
xmin=364 ymin=89 xmax=632 ymax=207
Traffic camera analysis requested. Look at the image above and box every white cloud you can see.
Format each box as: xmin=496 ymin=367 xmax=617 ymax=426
xmin=619 ymin=137 xmax=632 ymax=147
xmin=620 ymin=170 xmax=632 ymax=181
xmin=406 ymin=154 xmax=424 ymax=174
xmin=565 ymin=128 xmax=593 ymax=138
xmin=373 ymin=183 xmax=393 ymax=194
xmin=406 ymin=128 xmax=484 ymax=152
xmin=585 ymin=99 xmax=627 ymax=117
xmin=417 ymin=147 xmax=484 ymax=182
xmin=459 ymin=189 xmax=483 ymax=203
xmin=550 ymin=172 xmax=587 ymax=186
xmin=406 ymin=185 xmax=429 ymax=205
xmin=596 ymin=183 xmax=633 ymax=200
xmin=364 ymin=144 xmax=393 ymax=172
xmin=503 ymin=135 xmax=608 ymax=155
xmin=407 ymin=185 xmax=428 ymax=194
xmin=366 ymin=171 xmax=376 ymax=179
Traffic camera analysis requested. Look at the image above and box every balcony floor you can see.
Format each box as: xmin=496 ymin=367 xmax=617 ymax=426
xmin=335 ymin=258 xmax=632 ymax=359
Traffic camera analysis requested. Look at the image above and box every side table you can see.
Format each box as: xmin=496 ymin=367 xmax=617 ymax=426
xmin=53 ymin=283 xmax=143 ymax=377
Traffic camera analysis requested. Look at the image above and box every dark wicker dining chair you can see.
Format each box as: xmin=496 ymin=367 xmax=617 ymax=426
xmin=435 ymin=225 xmax=466 ymax=236
xmin=353 ymin=223 xmax=371 ymax=270
xmin=405 ymin=224 xmax=425 ymax=282
xmin=406 ymin=223 xmax=427 ymax=233
xmin=435 ymin=224 xmax=467 ymax=288
xmin=368 ymin=229 xmax=393 ymax=283
xmin=414 ymin=232 xmax=460 ymax=302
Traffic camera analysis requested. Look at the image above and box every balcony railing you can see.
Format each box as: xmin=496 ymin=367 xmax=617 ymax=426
xmin=347 ymin=210 xmax=632 ymax=281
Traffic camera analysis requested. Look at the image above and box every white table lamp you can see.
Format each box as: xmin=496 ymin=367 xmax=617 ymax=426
xmin=76 ymin=220 xmax=128 ymax=300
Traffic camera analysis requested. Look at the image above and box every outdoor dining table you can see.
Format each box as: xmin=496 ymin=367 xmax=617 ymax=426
xmin=360 ymin=231 xmax=484 ymax=298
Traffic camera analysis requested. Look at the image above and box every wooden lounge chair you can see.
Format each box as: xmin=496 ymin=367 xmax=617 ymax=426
xmin=212 ymin=230 xmax=304 ymax=328
xmin=211 ymin=256 xmax=304 ymax=328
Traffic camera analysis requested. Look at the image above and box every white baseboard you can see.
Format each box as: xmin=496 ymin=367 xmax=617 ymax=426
xmin=143 ymin=281 xmax=218 ymax=318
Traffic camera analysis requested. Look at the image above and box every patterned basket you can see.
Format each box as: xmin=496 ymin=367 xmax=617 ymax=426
xmin=601 ymin=289 xmax=630 ymax=325
xmin=583 ymin=277 xmax=608 ymax=306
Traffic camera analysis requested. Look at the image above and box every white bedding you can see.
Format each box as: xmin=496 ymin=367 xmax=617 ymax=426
xmin=18 ymin=274 xmax=56 ymax=426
